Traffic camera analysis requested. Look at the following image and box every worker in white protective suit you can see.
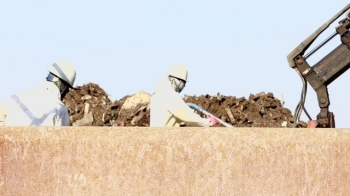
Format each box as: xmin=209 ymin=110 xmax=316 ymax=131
xmin=150 ymin=63 xmax=219 ymax=127
xmin=0 ymin=61 xmax=76 ymax=126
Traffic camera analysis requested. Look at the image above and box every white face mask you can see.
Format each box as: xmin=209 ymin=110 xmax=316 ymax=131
xmin=169 ymin=76 xmax=186 ymax=93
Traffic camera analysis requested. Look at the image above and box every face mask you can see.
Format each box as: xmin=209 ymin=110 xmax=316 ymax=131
xmin=46 ymin=73 xmax=58 ymax=82
xmin=46 ymin=73 xmax=69 ymax=98
xmin=169 ymin=76 xmax=186 ymax=93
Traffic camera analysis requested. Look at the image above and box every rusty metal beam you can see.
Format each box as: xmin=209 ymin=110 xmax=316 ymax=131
xmin=287 ymin=4 xmax=350 ymax=128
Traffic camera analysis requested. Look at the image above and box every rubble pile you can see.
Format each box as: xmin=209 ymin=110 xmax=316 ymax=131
xmin=63 ymin=83 xmax=151 ymax=126
xmin=184 ymin=92 xmax=306 ymax=127
xmin=63 ymin=83 xmax=306 ymax=128
xmin=62 ymin=83 xmax=113 ymax=126
xmin=111 ymin=91 xmax=151 ymax=127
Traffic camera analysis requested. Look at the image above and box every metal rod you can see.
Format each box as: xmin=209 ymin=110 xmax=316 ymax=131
xmin=304 ymin=31 xmax=338 ymax=59
xmin=187 ymin=103 xmax=234 ymax=127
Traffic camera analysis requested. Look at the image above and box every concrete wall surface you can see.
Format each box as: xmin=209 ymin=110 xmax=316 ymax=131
xmin=0 ymin=127 xmax=350 ymax=196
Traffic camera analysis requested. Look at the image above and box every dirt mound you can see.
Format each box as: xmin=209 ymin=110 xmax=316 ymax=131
xmin=184 ymin=92 xmax=306 ymax=127
xmin=62 ymin=83 xmax=113 ymax=126
xmin=63 ymin=84 xmax=151 ymax=126
xmin=112 ymin=91 xmax=151 ymax=127
xmin=63 ymin=83 xmax=306 ymax=128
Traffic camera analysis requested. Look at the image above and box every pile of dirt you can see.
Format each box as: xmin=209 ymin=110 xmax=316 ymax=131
xmin=63 ymin=83 xmax=306 ymax=128
xmin=184 ymin=92 xmax=306 ymax=127
xmin=62 ymin=83 xmax=151 ymax=126
xmin=62 ymin=83 xmax=113 ymax=126
xmin=111 ymin=91 xmax=151 ymax=127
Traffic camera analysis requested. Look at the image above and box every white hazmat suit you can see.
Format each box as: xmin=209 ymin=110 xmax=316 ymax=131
xmin=150 ymin=75 xmax=211 ymax=127
xmin=0 ymin=81 xmax=69 ymax=126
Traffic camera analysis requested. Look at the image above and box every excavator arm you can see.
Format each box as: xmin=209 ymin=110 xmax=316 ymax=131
xmin=287 ymin=3 xmax=350 ymax=128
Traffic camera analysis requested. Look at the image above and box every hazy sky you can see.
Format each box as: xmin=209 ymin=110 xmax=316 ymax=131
xmin=1 ymin=1 xmax=350 ymax=127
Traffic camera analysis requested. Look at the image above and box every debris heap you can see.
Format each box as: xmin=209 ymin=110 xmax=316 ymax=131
xmin=63 ymin=83 xmax=306 ymax=128
xmin=111 ymin=91 xmax=151 ymax=127
xmin=63 ymin=83 xmax=151 ymax=126
xmin=184 ymin=92 xmax=305 ymax=127
xmin=62 ymin=83 xmax=113 ymax=126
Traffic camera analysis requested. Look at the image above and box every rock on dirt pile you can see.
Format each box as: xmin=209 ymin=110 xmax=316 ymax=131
xmin=112 ymin=91 xmax=151 ymax=126
xmin=63 ymin=83 xmax=306 ymax=127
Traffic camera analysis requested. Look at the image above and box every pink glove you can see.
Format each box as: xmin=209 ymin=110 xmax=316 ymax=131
xmin=307 ymin=120 xmax=318 ymax=128
xmin=207 ymin=115 xmax=219 ymax=126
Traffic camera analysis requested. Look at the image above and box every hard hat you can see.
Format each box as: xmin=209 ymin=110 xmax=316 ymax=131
xmin=167 ymin=63 xmax=188 ymax=82
xmin=48 ymin=61 xmax=76 ymax=88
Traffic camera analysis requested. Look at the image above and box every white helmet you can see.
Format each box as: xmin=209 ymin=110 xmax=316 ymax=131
xmin=48 ymin=61 xmax=76 ymax=88
xmin=167 ymin=63 xmax=188 ymax=82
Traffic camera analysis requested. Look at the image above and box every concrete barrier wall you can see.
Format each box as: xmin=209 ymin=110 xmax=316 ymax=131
xmin=0 ymin=127 xmax=350 ymax=195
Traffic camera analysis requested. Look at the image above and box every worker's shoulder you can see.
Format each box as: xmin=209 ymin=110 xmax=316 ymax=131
xmin=9 ymin=88 xmax=40 ymax=103
xmin=152 ymin=90 xmax=180 ymax=99
xmin=14 ymin=86 xmax=38 ymax=95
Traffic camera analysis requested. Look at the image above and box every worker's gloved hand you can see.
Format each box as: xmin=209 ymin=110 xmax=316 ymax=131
xmin=207 ymin=115 xmax=219 ymax=126
xmin=307 ymin=120 xmax=318 ymax=128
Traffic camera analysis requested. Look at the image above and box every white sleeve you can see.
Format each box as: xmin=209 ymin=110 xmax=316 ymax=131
xmin=55 ymin=105 xmax=70 ymax=126
xmin=167 ymin=93 xmax=211 ymax=127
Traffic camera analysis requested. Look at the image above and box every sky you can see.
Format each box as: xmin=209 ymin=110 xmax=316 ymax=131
xmin=1 ymin=0 xmax=350 ymax=127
